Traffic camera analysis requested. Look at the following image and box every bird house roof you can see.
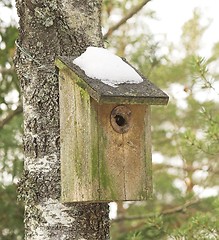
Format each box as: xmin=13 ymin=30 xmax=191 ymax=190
xmin=56 ymin=56 xmax=169 ymax=105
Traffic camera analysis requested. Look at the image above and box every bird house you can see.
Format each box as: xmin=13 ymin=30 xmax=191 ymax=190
xmin=55 ymin=50 xmax=168 ymax=203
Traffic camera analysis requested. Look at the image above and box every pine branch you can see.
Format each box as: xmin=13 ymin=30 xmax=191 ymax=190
xmin=161 ymin=199 xmax=200 ymax=215
xmin=0 ymin=105 xmax=23 ymax=129
xmin=112 ymin=199 xmax=200 ymax=223
xmin=103 ymin=0 xmax=151 ymax=40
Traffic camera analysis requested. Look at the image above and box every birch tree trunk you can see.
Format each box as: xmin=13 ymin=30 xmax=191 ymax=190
xmin=14 ymin=0 xmax=109 ymax=239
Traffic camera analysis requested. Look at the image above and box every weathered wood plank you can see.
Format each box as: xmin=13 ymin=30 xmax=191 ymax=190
xmin=60 ymin=71 xmax=100 ymax=202
xmin=96 ymin=104 xmax=152 ymax=201
xmin=123 ymin=105 xmax=151 ymax=200
xmin=144 ymin=106 xmax=153 ymax=197
xmin=97 ymin=103 xmax=126 ymax=201
xmin=59 ymin=70 xmax=77 ymax=202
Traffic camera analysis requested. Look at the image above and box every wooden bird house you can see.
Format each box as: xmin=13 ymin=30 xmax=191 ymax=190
xmin=55 ymin=55 xmax=168 ymax=203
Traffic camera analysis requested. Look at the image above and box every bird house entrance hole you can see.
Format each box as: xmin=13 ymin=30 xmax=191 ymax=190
xmin=110 ymin=105 xmax=131 ymax=134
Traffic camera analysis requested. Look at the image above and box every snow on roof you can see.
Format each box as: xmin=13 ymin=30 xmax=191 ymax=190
xmin=73 ymin=46 xmax=143 ymax=87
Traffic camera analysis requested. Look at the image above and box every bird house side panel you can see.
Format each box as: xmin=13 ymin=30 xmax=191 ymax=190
xmin=60 ymin=70 xmax=99 ymax=202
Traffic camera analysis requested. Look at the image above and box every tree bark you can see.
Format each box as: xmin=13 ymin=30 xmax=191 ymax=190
xmin=14 ymin=0 xmax=109 ymax=239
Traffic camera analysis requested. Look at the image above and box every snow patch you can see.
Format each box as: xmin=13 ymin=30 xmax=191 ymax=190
xmin=73 ymin=46 xmax=143 ymax=87
xmin=36 ymin=198 xmax=75 ymax=227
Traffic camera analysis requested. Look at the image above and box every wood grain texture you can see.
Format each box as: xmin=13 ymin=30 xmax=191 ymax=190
xmin=97 ymin=104 xmax=152 ymax=201
xmin=60 ymin=70 xmax=100 ymax=202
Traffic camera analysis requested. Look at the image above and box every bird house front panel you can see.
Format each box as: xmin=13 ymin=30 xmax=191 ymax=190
xmin=93 ymin=102 xmax=152 ymax=201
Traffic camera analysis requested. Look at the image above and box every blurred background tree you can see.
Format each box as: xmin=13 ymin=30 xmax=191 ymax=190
xmin=0 ymin=0 xmax=24 ymax=239
xmin=0 ymin=0 xmax=218 ymax=239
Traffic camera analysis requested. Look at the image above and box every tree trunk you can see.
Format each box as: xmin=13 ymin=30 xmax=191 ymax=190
xmin=14 ymin=0 xmax=109 ymax=239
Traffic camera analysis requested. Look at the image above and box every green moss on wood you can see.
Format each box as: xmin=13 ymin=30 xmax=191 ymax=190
xmin=98 ymin=127 xmax=117 ymax=200
xmin=91 ymin=143 xmax=99 ymax=179
xmin=55 ymin=58 xmax=68 ymax=71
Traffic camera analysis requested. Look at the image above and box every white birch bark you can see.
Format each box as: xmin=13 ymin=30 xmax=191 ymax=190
xmin=14 ymin=0 xmax=109 ymax=239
